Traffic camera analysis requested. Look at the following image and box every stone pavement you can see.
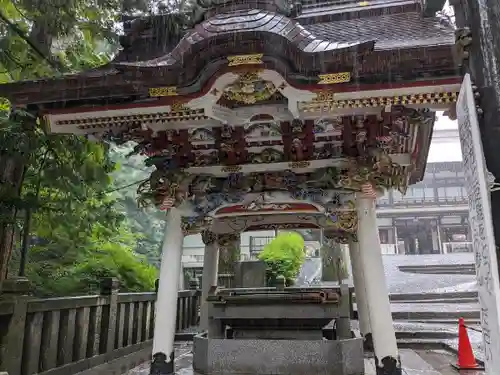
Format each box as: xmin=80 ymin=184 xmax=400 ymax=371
xmin=124 ymin=342 xmax=483 ymax=375
xmin=303 ymin=253 xmax=477 ymax=293
xmin=319 ymin=253 xmax=477 ymax=294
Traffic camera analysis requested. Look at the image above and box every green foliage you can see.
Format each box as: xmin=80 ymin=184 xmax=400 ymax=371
xmin=3 ymin=136 xmax=160 ymax=295
xmin=0 ymin=0 xmax=178 ymax=295
xmin=109 ymin=144 xmax=166 ymax=266
xmin=258 ymin=232 xmax=306 ymax=286
xmin=11 ymin=224 xmax=157 ymax=296
xmin=39 ymin=242 xmax=156 ymax=297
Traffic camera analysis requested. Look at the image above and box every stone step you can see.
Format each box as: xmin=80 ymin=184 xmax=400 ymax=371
xmin=395 ymin=331 xmax=457 ymax=340
xmin=404 ymin=318 xmax=480 ymax=325
xmin=394 ymin=297 xmax=478 ymax=304
xmin=391 ymin=310 xmax=479 ymax=320
xmin=398 ymin=264 xmax=475 ymax=275
xmin=352 ymin=290 xmax=478 ymax=302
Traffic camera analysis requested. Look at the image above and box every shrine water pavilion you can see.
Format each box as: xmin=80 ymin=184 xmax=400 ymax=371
xmin=0 ymin=0 xmax=459 ymax=374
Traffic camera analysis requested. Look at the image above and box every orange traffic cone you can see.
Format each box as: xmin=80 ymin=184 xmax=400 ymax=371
xmin=452 ymin=317 xmax=484 ymax=370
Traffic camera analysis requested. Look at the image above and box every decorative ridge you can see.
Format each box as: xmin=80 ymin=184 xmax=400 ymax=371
xmin=113 ymin=10 xmax=375 ymax=69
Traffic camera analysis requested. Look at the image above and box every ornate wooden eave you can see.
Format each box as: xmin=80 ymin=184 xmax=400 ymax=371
xmin=0 ymin=58 xmax=459 ymax=107
xmin=0 ymin=7 xmax=458 ymax=106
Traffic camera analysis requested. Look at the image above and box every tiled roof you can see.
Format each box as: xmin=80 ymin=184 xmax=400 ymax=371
xmin=296 ymin=0 xmax=422 ymax=23
xmin=115 ymin=9 xmax=376 ymax=68
xmin=304 ymin=12 xmax=454 ymax=50
xmin=300 ymin=0 xmax=417 ymax=15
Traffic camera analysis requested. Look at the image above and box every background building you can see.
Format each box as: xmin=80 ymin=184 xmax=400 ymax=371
xmin=376 ymin=127 xmax=470 ymax=255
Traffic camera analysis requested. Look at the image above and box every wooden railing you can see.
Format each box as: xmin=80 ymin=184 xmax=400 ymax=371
xmin=0 ymin=278 xmax=201 ymax=375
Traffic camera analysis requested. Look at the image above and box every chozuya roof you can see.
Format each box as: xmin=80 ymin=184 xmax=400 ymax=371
xmin=0 ymin=0 xmax=457 ymax=237
xmin=0 ymin=0 xmax=455 ymax=105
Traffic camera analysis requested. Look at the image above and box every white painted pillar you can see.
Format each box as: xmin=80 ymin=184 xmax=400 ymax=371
xmin=436 ymin=223 xmax=443 ymax=254
xmin=393 ymin=226 xmax=399 ymax=254
xmin=200 ymin=230 xmax=220 ymax=331
xmin=431 ymin=226 xmax=439 ymax=253
xmin=356 ymin=194 xmax=401 ymax=374
xmin=342 ymin=244 xmax=352 ymax=279
xmin=178 ymin=262 xmax=185 ymax=291
xmin=348 ymin=240 xmax=372 ymax=349
xmin=151 ymin=208 xmax=184 ymax=375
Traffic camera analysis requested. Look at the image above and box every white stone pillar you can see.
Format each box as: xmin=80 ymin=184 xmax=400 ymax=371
xmin=348 ymin=240 xmax=372 ymax=350
xmin=356 ymin=194 xmax=401 ymax=375
xmin=200 ymin=230 xmax=220 ymax=331
xmin=151 ymin=208 xmax=184 ymax=375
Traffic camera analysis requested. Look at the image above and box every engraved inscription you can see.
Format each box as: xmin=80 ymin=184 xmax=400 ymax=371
xmin=457 ymin=74 xmax=500 ymax=373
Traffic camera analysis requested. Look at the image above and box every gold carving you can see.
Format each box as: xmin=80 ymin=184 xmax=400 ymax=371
xmin=221 ymin=165 xmax=242 ymax=173
xmin=149 ymin=86 xmax=178 ymax=97
xmin=318 ymin=72 xmax=351 ymax=85
xmin=289 ymin=161 xmax=311 ymax=169
xmin=223 ymin=72 xmax=277 ymax=104
xmin=331 ymin=212 xmax=358 ymax=232
xmin=170 ymin=102 xmax=190 ymax=112
xmin=315 ymin=91 xmax=335 ymax=101
xmin=227 ymin=54 xmax=264 ymax=66
xmin=300 ymin=92 xmax=459 ymax=112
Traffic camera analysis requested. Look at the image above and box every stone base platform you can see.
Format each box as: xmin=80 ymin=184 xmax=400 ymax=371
xmin=193 ymin=334 xmax=364 ymax=375
xmin=123 ymin=343 xmax=484 ymax=375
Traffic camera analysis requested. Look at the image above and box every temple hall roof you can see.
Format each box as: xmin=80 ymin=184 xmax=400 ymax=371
xmin=304 ymin=12 xmax=454 ymax=50
xmin=297 ymin=0 xmax=447 ymax=21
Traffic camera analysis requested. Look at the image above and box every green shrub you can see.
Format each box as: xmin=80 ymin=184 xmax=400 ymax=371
xmin=24 ymin=235 xmax=157 ymax=297
xmin=258 ymin=232 xmax=306 ymax=286
xmin=54 ymin=242 xmax=157 ymax=296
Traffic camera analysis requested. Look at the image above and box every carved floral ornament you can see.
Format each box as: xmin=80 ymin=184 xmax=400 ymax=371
xmin=201 ymin=229 xmax=218 ymax=245
xmin=244 ymin=121 xmax=282 ymax=138
xmin=222 ymin=71 xmax=277 ymax=104
xmin=324 ymin=211 xmax=358 ymax=233
xmin=200 ymin=230 xmax=240 ymax=245
xmin=182 ymin=216 xmax=214 ymax=236
xmin=324 ymin=231 xmax=358 ymax=244
xmin=136 ymin=157 xmax=409 ymax=216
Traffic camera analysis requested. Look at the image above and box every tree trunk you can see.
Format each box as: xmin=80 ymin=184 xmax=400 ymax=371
xmin=0 ymin=156 xmax=25 ymax=285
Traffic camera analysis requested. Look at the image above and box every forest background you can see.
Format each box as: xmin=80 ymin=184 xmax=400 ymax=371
xmin=0 ymin=0 xmax=193 ymax=296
